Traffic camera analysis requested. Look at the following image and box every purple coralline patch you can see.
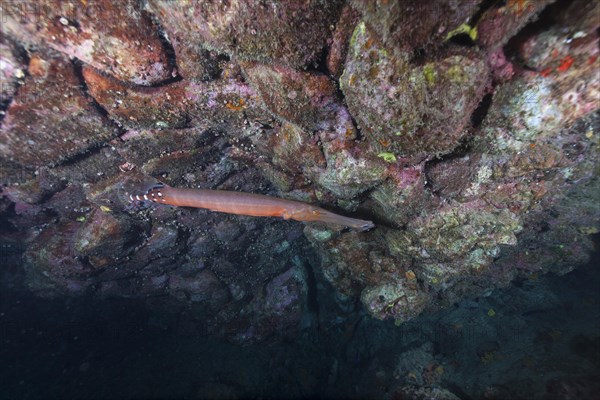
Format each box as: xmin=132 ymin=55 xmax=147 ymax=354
xmin=0 ymin=1 xmax=598 ymax=340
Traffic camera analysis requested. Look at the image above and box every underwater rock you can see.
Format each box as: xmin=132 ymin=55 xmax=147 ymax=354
xmin=317 ymin=142 xmax=387 ymax=199
xmin=242 ymin=62 xmax=341 ymax=131
xmin=24 ymin=221 xmax=94 ymax=294
xmin=82 ymin=65 xmax=264 ymax=130
xmin=543 ymin=374 xmax=600 ymax=400
xmin=0 ymin=51 xmax=118 ymax=168
xmin=351 ymin=0 xmax=481 ymax=52
xmin=476 ymin=0 xmax=556 ymax=50
xmin=146 ymin=0 xmax=344 ymax=69
xmin=361 ymin=281 xmax=430 ymax=322
xmin=0 ymin=0 xmax=172 ymax=85
xmin=340 ymin=21 xmax=489 ymax=159
xmin=74 ymin=207 xmax=139 ymax=268
xmin=223 ymin=264 xmax=308 ymax=344
xmin=464 ymin=16 xmax=600 ymax=279
xmin=168 ymin=268 xmax=230 ymax=310
xmin=266 ymin=122 xmax=326 ymax=180
xmin=1 ymin=1 xmax=598 ymax=340
xmin=370 ymin=163 xmax=436 ymax=227
xmin=0 ymin=34 xmax=25 ymax=108
xmin=386 ymin=385 xmax=462 ymax=400
xmin=327 ymin=4 xmax=361 ymax=79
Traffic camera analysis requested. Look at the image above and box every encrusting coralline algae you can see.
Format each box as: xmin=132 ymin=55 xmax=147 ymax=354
xmin=0 ymin=0 xmax=598 ymax=342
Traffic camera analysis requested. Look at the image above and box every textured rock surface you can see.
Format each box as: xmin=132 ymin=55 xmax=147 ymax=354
xmin=0 ymin=0 xmax=173 ymax=85
xmin=0 ymin=34 xmax=25 ymax=108
xmin=340 ymin=21 xmax=489 ymax=159
xmin=0 ymin=1 xmax=598 ymax=341
xmin=146 ymin=0 xmax=344 ymax=69
xmin=0 ymin=50 xmax=118 ymax=167
xmin=476 ymin=0 xmax=556 ymax=50
xmin=242 ymin=62 xmax=342 ymax=131
xmin=351 ymin=0 xmax=482 ymax=52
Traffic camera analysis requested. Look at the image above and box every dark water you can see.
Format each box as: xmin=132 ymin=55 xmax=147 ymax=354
xmin=1 ymin=243 xmax=599 ymax=400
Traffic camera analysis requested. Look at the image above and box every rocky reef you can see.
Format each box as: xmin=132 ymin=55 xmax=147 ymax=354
xmin=1 ymin=0 xmax=598 ymax=343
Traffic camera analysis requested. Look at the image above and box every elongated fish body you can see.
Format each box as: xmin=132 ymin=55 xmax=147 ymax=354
xmin=130 ymin=184 xmax=374 ymax=231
